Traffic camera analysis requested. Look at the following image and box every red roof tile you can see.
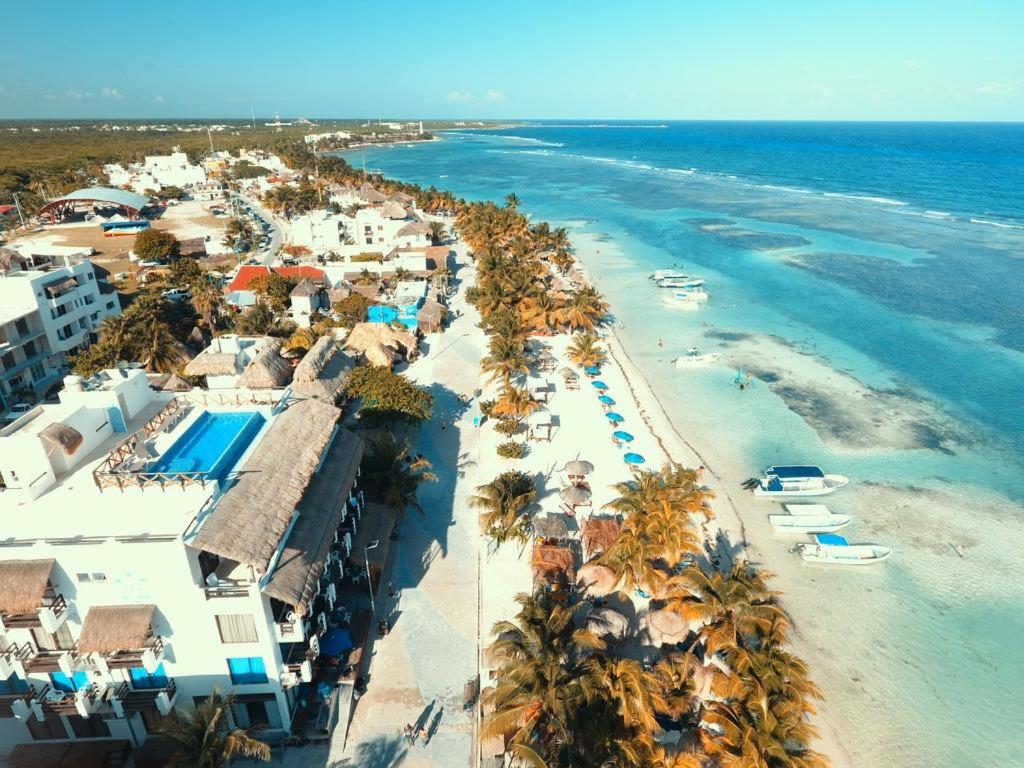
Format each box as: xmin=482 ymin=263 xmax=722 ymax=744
xmin=227 ymin=265 xmax=326 ymax=292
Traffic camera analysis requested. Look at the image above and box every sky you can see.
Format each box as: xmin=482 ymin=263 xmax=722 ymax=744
xmin=1 ymin=1 xmax=1022 ymax=121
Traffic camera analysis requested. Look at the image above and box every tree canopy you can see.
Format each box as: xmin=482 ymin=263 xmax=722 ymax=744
xmin=133 ymin=228 xmax=179 ymax=262
xmin=345 ymin=365 xmax=433 ymax=425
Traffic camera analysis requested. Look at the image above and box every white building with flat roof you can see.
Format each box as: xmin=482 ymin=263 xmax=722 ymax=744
xmin=142 ymin=151 xmax=207 ymax=189
xmin=0 ymin=250 xmax=120 ymax=409
xmin=0 ymin=365 xmax=367 ymax=762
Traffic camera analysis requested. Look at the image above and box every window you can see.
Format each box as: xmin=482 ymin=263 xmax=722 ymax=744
xmin=23 ymin=340 xmax=36 ymax=357
xmin=69 ymin=714 xmax=111 ymax=738
xmin=50 ymin=670 xmax=89 ymax=692
xmin=14 ymin=318 xmax=28 ymax=336
xmin=0 ymin=673 xmax=29 ymax=695
xmin=1 ymin=352 xmax=13 ymax=370
xmin=106 ymin=301 xmax=116 ymax=310
xmin=30 ymin=363 xmax=46 ymax=382
xmin=75 ymin=572 xmax=107 ymax=583
xmin=227 ymin=657 xmax=267 ymax=685
xmin=130 ymin=663 xmax=168 ymax=690
xmin=27 ymin=714 xmax=67 ymax=741
xmin=216 ymin=614 xmax=258 ymax=644
xmin=232 ymin=695 xmax=282 ymax=729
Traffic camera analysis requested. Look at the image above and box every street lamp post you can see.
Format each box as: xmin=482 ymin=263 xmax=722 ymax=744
xmin=364 ymin=539 xmax=380 ymax=615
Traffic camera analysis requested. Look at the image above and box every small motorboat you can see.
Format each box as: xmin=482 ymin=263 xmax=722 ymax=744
xmin=650 ymin=268 xmax=687 ymax=281
xmin=674 ymin=347 xmax=721 ymax=366
xmin=798 ymin=534 xmax=892 ymax=565
xmin=769 ymin=504 xmax=851 ymax=533
xmin=662 ymin=288 xmax=709 ymax=306
xmin=750 ymin=465 xmax=849 ymax=498
xmin=656 ymin=277 xmax=706 ymax=289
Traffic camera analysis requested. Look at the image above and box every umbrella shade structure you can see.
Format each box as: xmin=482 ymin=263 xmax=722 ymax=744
xmin=605 ymin=412 xmax=624 ymax=423
xmin=591 ymin=380 xmax=609 ymax=390
xmin=624 ymin=452 xmax=646 ymax=465
xmin=598 ymin=395 xmax=615 ymax=405
xmin=560 ymin=485 xmax=592 ymax=506
xmin=647 ymin=608 xmax=689 ymax=645
xmin=563 ymin=459 xmax=594 ymax=476
xmin=582 ymin=516 xmax=622 ymax=559
xmin=319 ymin=626 xmax=353 ymax=657
xmin=586 ymin=607 xmax=630 ymax=642
xmin=612 ymin=430 xmax=634 ymax=443
xmin=532 ymin=514 xmax=570 ymax=540
xmin=559 ymin=367 xmax=579 ymax=380
xmin=576 ymin=563 xmax=619 ymax=597
xmin=583 ymin=365 xmax=601 ymax=375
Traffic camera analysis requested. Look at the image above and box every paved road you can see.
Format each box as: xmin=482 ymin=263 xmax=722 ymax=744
xmin=234 ymin=192 xmax=283 ymax=266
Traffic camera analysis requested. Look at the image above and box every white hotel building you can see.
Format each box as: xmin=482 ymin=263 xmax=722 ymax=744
xmin=0 ymin=360 xmax=369 ymax=764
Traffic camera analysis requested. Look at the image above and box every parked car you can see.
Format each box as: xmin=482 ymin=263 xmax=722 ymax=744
xmin=2 ymin=403 xmax=34 ymax=424
xmin=161 ymin=288 xmax=192 ymax=301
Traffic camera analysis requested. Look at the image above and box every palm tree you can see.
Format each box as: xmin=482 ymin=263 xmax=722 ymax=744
xmin=469 ymin=471 xmax=537 ymax=547
xmin=481 ymin=336 xmax=530 ymax=386
xmin=700 ymin=696 xmax=829 ymax=768
xmin=597 ymin=529 xmax=666 ymax=597
xmin=287 ymin=328 xmax=317 ymax=355
xmin=359 ymin=433 xmax=437 ymax=516
xmin=233 ymin=301 xmax=276 ymax=335
xmin=158 ymin=692 xmax=271 ymax=767
xmin=566 ymin=332 xmax=606 ymax=369
xmin=483 ymin=590 xmax=604 ymax=767
xmin=354 ymin=268 xmax=377 ymax=286
xmin=191 ymin=278 xmax=223 ymax=330
xmin=519 ymin=292 xmax=564 ymax=334
xmin=492 ymin=384 xmax=540 ymax=424
xmin=561 ymin=287 xmax=609 ymax=332
xmin=505 ymin=192 xmax=521 ymax=210
xmin=428 ymin=220 xmax=446 ymax=244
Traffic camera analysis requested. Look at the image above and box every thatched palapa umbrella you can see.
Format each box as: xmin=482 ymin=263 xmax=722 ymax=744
xmin=576 ymin=562 xmax=618 ymax=597
xmin=559 ymin=485 xmax=591 ymax=506
xmin=563 ymin=459 xmax=594 ymax=476
xmin=586 ymin=606 xmax=630 ymax=642
xmin=647 ymin=608 xmax=689 ymax=645
xmin=531 ymin=514 xmax=569 ymax=541
xmin=558 ymin=367 xmax=578 ymax=380
xmin=582 ymin=516 xmax=621 ymax=559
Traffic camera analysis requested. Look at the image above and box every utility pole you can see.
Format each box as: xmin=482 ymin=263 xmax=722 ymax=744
xmin=250 ymin=105 xmax=256 ymax=129
xmin=364 ymin=540 xmax=380 ymax=615
xmin=12 ymin=192 xmax=27 ymax=231
xmin=207 ymin=128 xmax=215 ymax=157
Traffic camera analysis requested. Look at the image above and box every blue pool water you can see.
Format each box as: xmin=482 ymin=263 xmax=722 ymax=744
xmin=150 ymin=411 xmax=264 ymax=477
xmin=346 ymin=124 xmax=1024 ymax=768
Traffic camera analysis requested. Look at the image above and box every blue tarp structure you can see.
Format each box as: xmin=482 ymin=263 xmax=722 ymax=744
xmin=319 ymin=626 xmax=353 ymax=657
xmin=815 ymin=534 xmax=849 ymax=546
xmin=766 ymin=465 xmax=824 ymax=479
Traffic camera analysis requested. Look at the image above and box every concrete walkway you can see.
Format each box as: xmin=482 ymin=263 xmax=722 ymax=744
xmin=330 ymin=246 xmax=483 ymax=768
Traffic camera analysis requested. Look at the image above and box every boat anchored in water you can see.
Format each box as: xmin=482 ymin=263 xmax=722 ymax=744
xmin=650 ymin=268 xmax=687 ymax=281
xmin=657 ymin=277 xmax=706 ymax=289
xmin=747 ymin=465 xmax=849 ymax=498
xmin=673 ymin=347 xmax=721 ymax=366
xmin=769 ymin=503 xmax=851 ymax=533
xmin=797 ymin=533 xmax=892 ymax=565
xmin=661 ymin=288 xmax=710 ymax=306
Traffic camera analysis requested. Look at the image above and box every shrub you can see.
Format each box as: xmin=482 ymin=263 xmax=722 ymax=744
xmin=494 ymin=418 xmax=519 ymax=437
xmin=133 ymin=229 xmax=179 ymax=262
xmin=497 ymin=441 xmax=524 ymax=459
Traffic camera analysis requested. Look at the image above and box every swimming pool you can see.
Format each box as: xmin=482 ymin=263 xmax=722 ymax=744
xmin=150 ymin=411 xmax=264 ymax=478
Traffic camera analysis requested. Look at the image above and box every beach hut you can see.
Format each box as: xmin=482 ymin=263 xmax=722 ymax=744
xmin=528 ymin=409 xmax=553 ymax=442
xmin=582 ymin=517 xmax=621 ymax=559
xmin=417 ymin=298 xmax=446 ymax=334
xmin=292 ymin=335 xmax=354 ymax=402
xmin=576 ymin=562 xmax=618 ymax=597
xmin=343 ymin=322 xmax=418 ymax=368
xmin=531 ymin=543 xmax=575 ymax=588
xmin=531 ymin=514 xmax=570 ymax=543
xmin=238 ymin=339 xmax=293 ymax=389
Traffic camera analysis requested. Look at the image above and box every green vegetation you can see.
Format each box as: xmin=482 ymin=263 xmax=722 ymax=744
xmin=469 ymin=470 xmax=537 ymax=548
xmin=232 ymin=161 xmax=272 ymax=179
xmin=247 ymin=272 xmax=298 ymax=311
xmin=332 ymin=293 xmax=375 ymax=328
xmin=345 ymin=365 xmax=434 ymax=425
xmin=156 ymin=691 xmax=270 ymax=766
xmin=133 ymin=228 xmax=179 ymax=262
xmin=496 ymin=440 xmax=525 ymax=459
xmin=359 ymin=433 xmax=437 ymax=515
xmin=566 ymin=331 xmax=606 ymax=369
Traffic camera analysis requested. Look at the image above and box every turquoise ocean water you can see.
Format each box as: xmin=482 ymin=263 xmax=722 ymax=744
xmin=343 ymin=123 xmax=1024 ymax=768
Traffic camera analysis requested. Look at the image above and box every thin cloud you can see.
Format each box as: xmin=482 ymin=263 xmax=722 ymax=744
xmin=154 ymin=94 xmax=164 ymax=103
xmin=976 ymin=81 xmax=1019 ymax=97
xmin=903 ymin=59 xmax=922 ymax=70
xmin=65 ymin=90 xmax=84 ymax=101
xmin=100 ymin=87 xmax=124 ymax=101
xmin=485 ymin=89 xmax=506 ymax=102
xmin=447 ymin=90 xmax=472 ymax=102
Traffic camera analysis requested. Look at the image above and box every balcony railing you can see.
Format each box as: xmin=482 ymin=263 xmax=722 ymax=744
xmin=113 ymin=677 xmax=177 ymax=716
xmin=32 ymin=683 xmax=101 ymax=718
xmin=0 ymin=591 xmax=68 ymax=632
xmin=104 ymin=635 xmax=165 ymax=670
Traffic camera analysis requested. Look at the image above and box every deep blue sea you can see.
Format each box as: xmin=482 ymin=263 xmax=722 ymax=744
xmin=347 ymin=122 xmax=1024 ymax=768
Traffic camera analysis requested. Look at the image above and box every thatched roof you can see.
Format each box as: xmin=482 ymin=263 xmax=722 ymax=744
xmin=344 ymin=322 xmax=417 ymax=367
xmin=582 ymin=517 xmax=621 ymax=559
xmin=380 ymin=201 xmax=407 ymax=220
xmin=586 ymin=607 xmax=630 ymax=642
xmin=532 ymin=515 xmax=569 ymax=540
xmin=417 ymin=298 xmax=445 ymax=332
xmin=559 ymin=485 xmax=591 ymax=505
xmin=387 ymin=191 xmax=416 ymax=206
xmin=238 ymin=338 xmax=292 ymax=389
xmin=396 ymin=219 xmax=432 ymax=237
xmin=0 ymin=559 xmax=55 ymax=615
xmin=39 ymin=422 xmax=83 ymax=455
xmin=290 ymin=279 xmax=320 ymax=298
xmin=576 ymin=562 xmax=618 ymax=597
xmin=531 ymin=544 xmax=575 ymax=581
xmin=647 ymin=608 xmax=689 ymax=645
xmin=262 ymin=429 xmax=364 ymax=610
xmin=0 ymin=247 xmax=29 ymax=273
xmin=183 ymin=351 xmax=238 ymax=377
xmin=76 ymin=604 xmax=155 ymax=654
xmin=559 ymin=367 xmax=578 ymax=380
xmin=190 ymin=399 xmax=340 ymax=570
xmin=291 ymin=336 xmax=354 ymax=401
xmin=186 ymin=325 xmax=210 ymax=351
xmin=563 ymin=460 xmax=594 ymax=475
xmin=42 ymin=277 xmax=78 ymax=299
xmin=158 ymin=373 xmax=193 ymax=392
xmin=358 ymin=183 xmax=386 ymax=203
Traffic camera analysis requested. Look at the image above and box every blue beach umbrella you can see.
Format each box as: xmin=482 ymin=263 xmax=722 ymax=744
xmin=598 ymin=395 xmax=615 ymax=405
xmin=584 ymin=365 xmax=601 ymax=375
xmin=591 ymin=380 xmax=608 ymax=390
xmin=612 ymin=430 xmax=634 ymax=442
xmin=623 ymin=452 xmax=646 ymax=465
xmin=605 ymin=412 xmax=624 ymax=423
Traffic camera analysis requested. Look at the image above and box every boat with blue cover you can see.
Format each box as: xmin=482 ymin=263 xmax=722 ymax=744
xmin=798 ymin=533 xmax=892 ymax=565
xmin=751 ymin=465 xmax=849 ymax=498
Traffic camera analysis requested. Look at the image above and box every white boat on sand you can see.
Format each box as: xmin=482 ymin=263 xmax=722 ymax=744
xmin=673 ymin=347 xmax=721 ymax=366
xmin=750 ymin=465 xmax=849 ymax=498
xmin=798 ymin=534 xmax=892 ymax=565
xmin=769 ymin=504 xmax=851 ymax=533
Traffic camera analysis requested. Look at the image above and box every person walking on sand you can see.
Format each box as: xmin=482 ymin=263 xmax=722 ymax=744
xmin=418 ymin=725 xmax=430 ymax=745
xmin=403 ymin=723 xmax=415 ymax=746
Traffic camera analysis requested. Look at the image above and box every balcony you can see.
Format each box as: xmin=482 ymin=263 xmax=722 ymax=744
xmin=0 ymin=591 xmax=69 ymax=633
xmin=112 ymin=678 xmax=178 ymax=717
xmin=22 ymin=646 xmax=75 ymax=676
xmin=103 ymin=635 xmax=166 ymax=672
xmin=7 ymin=683 xmax=38 ymax=721
xmin=30 ymin=683 xmax=103 ymax=719
xmin=0 ymin=642 xmax=33 ymax=679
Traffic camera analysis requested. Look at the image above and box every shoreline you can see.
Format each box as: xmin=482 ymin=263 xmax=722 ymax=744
xmin=570 ymin=253 xmax=855 ymax=768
